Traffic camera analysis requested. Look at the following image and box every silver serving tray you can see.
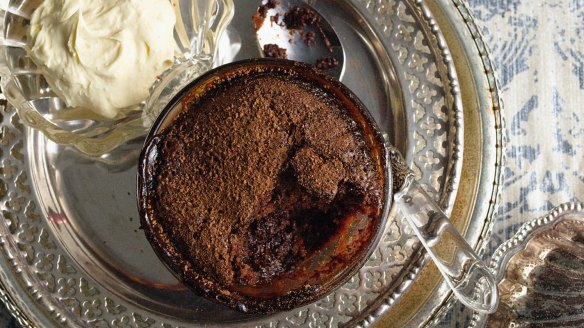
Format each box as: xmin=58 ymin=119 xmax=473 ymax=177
xmin=0 ymin=0 xmax=504 ymax=327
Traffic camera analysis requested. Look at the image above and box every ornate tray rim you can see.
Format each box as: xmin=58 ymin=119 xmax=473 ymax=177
xmin=0 ymin=0 xmax=504 ymax=326
xmin=370 ymin=0 xmax=505 ymax=326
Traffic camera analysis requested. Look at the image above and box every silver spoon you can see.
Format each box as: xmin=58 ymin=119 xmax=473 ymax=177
xmin=255 ymin=0 xmax=345 ymax=79
xmin=255 ymin=1 xmax=498 ymax=314
xmin=386 ymin=139 xmax=498 ymax=313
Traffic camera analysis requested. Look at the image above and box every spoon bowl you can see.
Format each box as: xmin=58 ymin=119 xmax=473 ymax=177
xmin=254 ymin=0 xmax=345 ymax=79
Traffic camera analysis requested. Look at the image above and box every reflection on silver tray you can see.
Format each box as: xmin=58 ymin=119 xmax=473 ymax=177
xmin=472 ymin=202 xmax=584 ymax=328
xmin=0 ymin=0 xmax=505 ymax=326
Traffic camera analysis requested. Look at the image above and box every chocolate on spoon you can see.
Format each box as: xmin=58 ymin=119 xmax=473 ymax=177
xmin=254 ymin=0 xmax=345 ymax=79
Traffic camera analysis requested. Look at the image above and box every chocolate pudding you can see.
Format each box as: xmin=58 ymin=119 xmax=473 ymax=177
xmin=139 ymin=60 xmax=387 ymax=313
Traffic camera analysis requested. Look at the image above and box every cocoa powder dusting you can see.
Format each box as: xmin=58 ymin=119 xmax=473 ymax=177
xmin=148 ymin=72 xmax=383 ymax=287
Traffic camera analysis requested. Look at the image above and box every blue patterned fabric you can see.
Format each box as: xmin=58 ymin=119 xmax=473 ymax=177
xmin=0 ymin=303 xmax=17 ymax=327
xmin=472 ymin=0 xmax=584 ymax=272
xmin=439 ymin=0 xmax=584 ymax=326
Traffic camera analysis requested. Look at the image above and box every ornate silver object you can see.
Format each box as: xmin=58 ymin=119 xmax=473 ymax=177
xmin=0 ymin=0 xmax=504 ymax=327
xmin=387 ymin=143 xmax=498 ymax=313
xmin=472 ymin=202 xmax=584 ymax=327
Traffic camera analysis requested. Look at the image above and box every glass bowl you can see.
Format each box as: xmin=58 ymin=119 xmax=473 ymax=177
xmin=0 ymin=0 xmax=233 ymax=156
xmin=471 ymin=202 xmax=584 ymax=327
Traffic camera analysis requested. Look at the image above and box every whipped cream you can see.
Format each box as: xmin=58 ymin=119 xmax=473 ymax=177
xmin=28 ymin=0 xmax=176 ymax=118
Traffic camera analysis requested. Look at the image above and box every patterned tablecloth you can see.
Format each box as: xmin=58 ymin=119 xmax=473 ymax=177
xmin=1 ymin=0 xmax=583 ymax=327
xmin=438 ymin=0 xmax=584 ymax=326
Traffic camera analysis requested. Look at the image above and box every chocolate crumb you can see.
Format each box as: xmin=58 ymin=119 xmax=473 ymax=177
xmin=283 ymin=6 xmax=320 ymax=30
xmin=316 ymin=56 xmax=339 ymax=70
xmin=263 ymin=43 xmax=288 ymax=59
xmin=304 ymin=31 xmax=316 ymax=47
xmin=281 ymin=5 xmax=335 ymax=53
xmin=260 ymin=0 xmax=279 ymax=16
xmin=270 ymin=13 xmax=280 ymax=25
xmin=316 ymin=23 xmax=334 ymax=52
xmin=253 ymin=0 xmax=280 ymax=30
xmin=252 ymin=12 xmax=264 ymax=31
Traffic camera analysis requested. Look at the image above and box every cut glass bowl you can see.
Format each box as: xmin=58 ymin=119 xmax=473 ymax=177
xmin=0 ymin=0 xmax=234 ymax=155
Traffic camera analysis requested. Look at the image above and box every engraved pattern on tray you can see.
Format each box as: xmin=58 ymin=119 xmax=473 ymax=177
xmin=0 ymin=0 xmax=461 ymax=326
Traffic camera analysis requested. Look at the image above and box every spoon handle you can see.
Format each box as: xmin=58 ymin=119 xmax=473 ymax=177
xmin=388 ymin=146 xmax=498 ymax=313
